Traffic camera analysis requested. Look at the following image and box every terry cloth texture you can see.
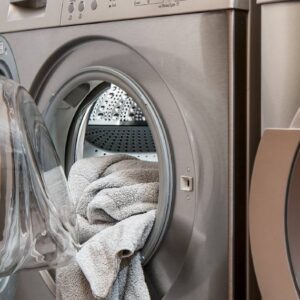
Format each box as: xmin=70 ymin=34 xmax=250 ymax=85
xmin=77 ymin=211 xmax=155 ymax=299
xmin=56 ymin=155 xmax=158 ymax=300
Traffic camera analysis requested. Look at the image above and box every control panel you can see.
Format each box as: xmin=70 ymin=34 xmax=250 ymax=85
xmin=61 ymin=0 xmax=248 ymax=25
xmin=0 ymin=0 xmax=248 ymax=33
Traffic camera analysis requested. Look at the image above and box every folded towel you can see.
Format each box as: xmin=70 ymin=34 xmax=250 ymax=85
xmin=77 ymin=210 xmax=155 ymax=299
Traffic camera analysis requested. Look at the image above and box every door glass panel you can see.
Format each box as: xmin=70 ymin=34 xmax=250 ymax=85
xmin=0 ymin=77 xmax=76 ymax=277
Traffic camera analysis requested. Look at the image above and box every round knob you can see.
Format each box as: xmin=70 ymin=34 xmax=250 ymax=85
xmin=68 ymin=2 xmax=74 ymax=13
xmin=91 ymin=0 xmax=97 ymax=10
xmin=78 ymin=1 xmax=85 ymax=12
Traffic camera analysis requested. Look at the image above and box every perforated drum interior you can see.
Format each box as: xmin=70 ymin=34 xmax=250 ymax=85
xmin=83 ymin=84 xmax=157 ymax=161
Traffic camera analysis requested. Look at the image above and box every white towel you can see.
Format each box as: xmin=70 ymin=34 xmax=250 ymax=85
xmin=109 ymin=252 xmax=150 ymax=300
xmin=87 ymin=181 xmax=159 ymax=223
xmin=68 ymin=155 xmax=135 ymax=206
xmin=56 ymin=260 xmax=95 ymax=300
xmin=56 ymin=155 xmax=158 ymax=300
xmin=75 ymin=166 xmax=159 ymax=221
xmin=77 ymin=211 xmax=155 ymax=299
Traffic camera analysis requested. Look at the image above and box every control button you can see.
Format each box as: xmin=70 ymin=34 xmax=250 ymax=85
xmin=91 ymin=0 xmax=98 ymax=10
xmin=78 ymin=1 xmax=85 ymax=12
xmin=68 ymin=2 xmax=74 ymax=13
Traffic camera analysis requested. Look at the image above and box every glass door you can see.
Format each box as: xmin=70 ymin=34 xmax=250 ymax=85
xmin=0 ymin=77 xmax=77 ymax=278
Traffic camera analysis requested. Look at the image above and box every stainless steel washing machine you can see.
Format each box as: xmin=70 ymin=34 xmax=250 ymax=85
xmin=249 ymin=1 xmax=300 ymax=299
xmin=0 ymin=1 xmax=249 ymax=299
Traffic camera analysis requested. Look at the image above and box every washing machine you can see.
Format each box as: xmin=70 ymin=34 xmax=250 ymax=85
xmin=0 ymin=0 xmax=249 ymax=299
xmin=249 ymin=1 xmax=300 ymax=299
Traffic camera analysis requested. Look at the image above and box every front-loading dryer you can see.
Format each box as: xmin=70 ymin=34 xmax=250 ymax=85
xmin=0 ymin=1 xmax=249 ymax=299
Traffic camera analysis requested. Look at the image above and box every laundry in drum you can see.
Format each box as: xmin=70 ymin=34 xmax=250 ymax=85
xmin=0 ymin=78 xmax=160 ymax=298
xmin=57 ymin=154 xmax=159 ymax=299
xmin=52 ymin=80 xmax=162 ymax=298
xmin=55 ymin=83 xmax=160 ymax=299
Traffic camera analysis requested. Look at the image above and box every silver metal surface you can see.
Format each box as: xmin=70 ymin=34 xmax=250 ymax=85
xmin=0 ymin=1 xmax=62 ymax=33
xmin=0 ymin=0 xmax=249 ymax=33
xmin=286 ymin=136 xmax=300 ymax=296
xmin=83 ymin=141 xmax=158 ymax=162
xmin=249 ymin=130 xmax=300 ymax=300
xmin=14 ymin=271 xmax=54 ymax=300
xmin=88 ymin=84 xmax=147 ymax=125
xmin=290 ymin=108 xmax=300 ymax=128
xmin=1 ymin=9 xmax=248 ymax=300
xmin=44 ymin=65 xmax=174 ymax=266
xmin=59 ymin=0 xmax=249 ymax=26
xmin=78 ymin=83 xmax=157 ymax=161
xmin=250 ymin=2 xmax=300 ymax=299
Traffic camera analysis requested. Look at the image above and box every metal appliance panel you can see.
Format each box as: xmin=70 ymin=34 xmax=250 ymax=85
xmin=1 ymin=9 xmax=247 ymax=300
xmin=0 ymin=0 xmax=248 ymax=33
xmin=250 ymin=1 xmax=300 ymax=299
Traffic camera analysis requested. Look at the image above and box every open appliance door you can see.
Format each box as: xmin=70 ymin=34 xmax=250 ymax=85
xmin=0 ymin=77 xmax=77 ymax=280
